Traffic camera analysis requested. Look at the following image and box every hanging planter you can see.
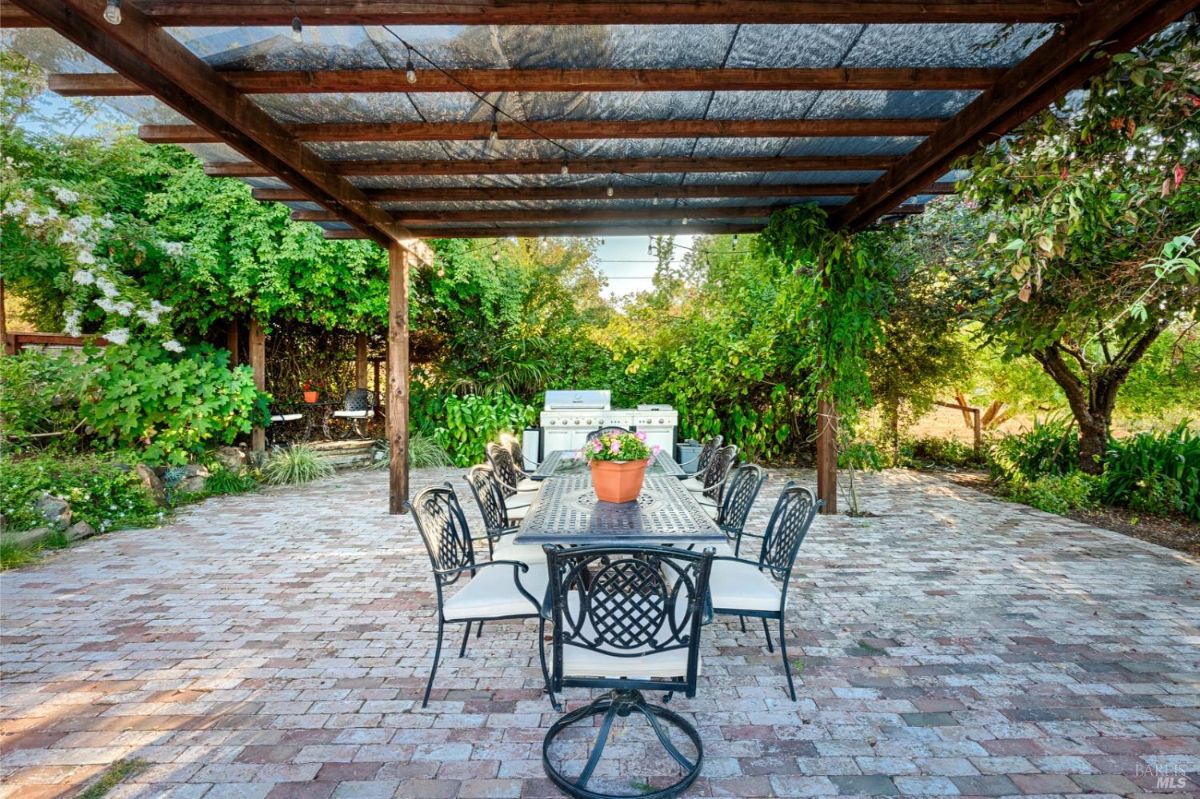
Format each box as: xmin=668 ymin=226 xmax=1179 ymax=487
xmin=580 ymin=430 xmax=660 ymax=503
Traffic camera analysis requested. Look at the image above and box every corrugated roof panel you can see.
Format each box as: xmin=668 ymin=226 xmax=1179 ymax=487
xmin=844 ymin=23 xmax=1053 ymax=68
xmin=807 ymin=89 xmax=979 ymax=118
xmin=780 ymin=136 xmax=922 ymax=157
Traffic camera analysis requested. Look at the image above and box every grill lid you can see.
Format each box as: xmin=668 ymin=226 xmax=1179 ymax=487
xmin=544 ymin=389 xmax=611 ymax=411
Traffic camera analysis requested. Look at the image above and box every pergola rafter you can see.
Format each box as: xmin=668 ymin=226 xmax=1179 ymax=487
xmin=9 ymin=0 xmax=1190 ymax=516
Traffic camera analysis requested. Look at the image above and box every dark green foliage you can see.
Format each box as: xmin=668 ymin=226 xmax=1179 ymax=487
xmin=0 ymin=349 xmax=83 ymax=452
xmin=0 ymin=455 xmax=161 ymax=533
xmin=1103 ymin=424 xmax=1200 ymax=520
xmin=429 ymin=393 xmax=537 ymax=467
xmin=989 ymin=417 xmax=1079 ymax=483
xmin=1003 ymin=472 xmax=1103 ymax=516
xmin=203 ymin=465 xmax=260 ymax=496
xmin=900 ymin=437 xmax=985 ymax=469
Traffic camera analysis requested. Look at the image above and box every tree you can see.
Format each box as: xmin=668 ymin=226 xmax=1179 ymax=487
xmin=959 ymin=24 xmax=1200 ymax=472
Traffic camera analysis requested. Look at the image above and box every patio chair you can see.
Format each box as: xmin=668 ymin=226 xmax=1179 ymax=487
xmin=713 ymin=464 xmax=768 ymax=553
xmin=507 ymin=436 xmax=539 ymax=472
xmin=681 ymin=435 xmax=723 ymax=485
xmin=709 ymin=483 xmax=820 ymax=701
xmin=585 ymin=425 xmax=631 ymax=442
xmin=693 ymin=444 xmax=739 ymax=520
xmin=331 ymin=388 xmax=375 ymax=438
xmin=539 ymin=545 xmax=714 ymax=799
xmin=486 ymin=442 xmax=539 ymax=495
xmin=464 ymin=465 xmax=545 ymax=566
xmin=408 ymin=484 xmax=547 ymax=708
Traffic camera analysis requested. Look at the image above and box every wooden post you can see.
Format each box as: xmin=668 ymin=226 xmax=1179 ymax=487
xmin=387 ymin=243 xmax=410 ymax=514
xmin=0 ymin=278 xmax=8 ymax=356
xmin=355 ymin=333 xmax=368 ymax=389
xmin=815 ymin=397 xmax=838 ymax=515
xmin=249 ymin=318 xmax=266 ymax=454
xmin=227 ymin=318 xmax=240 ymax=366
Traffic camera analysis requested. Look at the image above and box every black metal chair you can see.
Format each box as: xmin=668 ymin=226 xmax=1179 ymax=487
xmin=507 ymin=436 xmax=539 ymax=472
xmin=682 ymin=435 xmax=723 ymax=482
xmin=709 ymin=483 xmax=821 ymax=701
xmin=407 ymin=484 xmax=547 ymax=707
xmin=585 ymin=425 xmax=631 ymax=442
xmin=540 ymin=545 xmax=714 ymax=799
xmin=693 ymin=444 xmax=739 ymax=520
xmin=715 ymin=464 xmax=768 ymax=553
xmin=482 ymin=444 xmax=536 ymax=514
xmin=464 ymin=465 xmax=545 ymax=566
xmin=331 ymin=388 xmax=375 ymax=438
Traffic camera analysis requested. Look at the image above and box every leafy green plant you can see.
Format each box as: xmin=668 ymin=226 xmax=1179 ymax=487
xmin=989 ymin=417 xmax=1078 ymax=483
xmin=432 ymin=393 xmax=536 ymax=467
xmin=900 ymin=436 xmax=985 ymax=469
xmin=1103 ymin=424 xmax=1199 ymax=519
xmin=262 ymin=444 xmax=333 ymax=486
xmin=580 ymin=430 xmax=654 ymax=462
xmin=1004 ymin=472 xmax=1103 ymax=516
xmin=204 ymin=465 xmax=259 ymax=496
xmin=0 ymin=350 xmax=84 ymax=452
xmin=80 ymin=342 xmax=270 ymax=465
xmin=0 ymin=454 xmax=161 ymax=533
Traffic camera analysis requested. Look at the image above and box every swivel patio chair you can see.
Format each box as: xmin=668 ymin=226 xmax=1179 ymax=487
xmin=692 ymin=444 xmax=739 ymax=521
xmin=330 ymin=388 xmax=376 ymax=438
xmin=585 ymin=425 xmax=631 ymax=442
xmin=708 ymin=483 xmax=820 ymax=701
xmin=408 ymin=484 xmax=548 ymax=707
xmin=681 ymin=435 xmax=723 ymax=487
xmin=464 ymin=465 xmax=546 ymax=566
xmin=539 ymin=545 xmax=714 ymax=799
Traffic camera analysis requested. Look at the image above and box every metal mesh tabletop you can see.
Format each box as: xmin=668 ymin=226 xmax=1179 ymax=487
xmin=532 ymin=450 xmax=685 ymax=480
xmin=513 ymin=473 xmax=723 ymax=546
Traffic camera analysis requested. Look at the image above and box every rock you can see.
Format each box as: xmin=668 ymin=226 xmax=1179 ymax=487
xmin=178 ymin=476 xmax=207 ymax=494
xmin=136 ymin=464 xmax=168 ymax=507
xmin=66 ymin=521 xmax=97 ymax=542
xmin=2 ymin=527 xmax=51 ymax=549
xmin=214 ymin=446 xmax=246 ymax=471
xmin=181 ymin=464 xmax=210 ymax=479
xmin=35 ymin=493 xmax=71 ymax=529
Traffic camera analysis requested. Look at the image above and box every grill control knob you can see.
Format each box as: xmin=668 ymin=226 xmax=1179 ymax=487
xmin=587 ymin=419 xmax=593 ymax=425
xmin=658 ymin=418 xmax=664 ymax=424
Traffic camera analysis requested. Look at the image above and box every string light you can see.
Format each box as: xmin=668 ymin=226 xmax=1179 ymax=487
xmin=605 ymin=181 xmax=614 ymax=198
xmin=681 ymin=217 xmax=689 ymax=226
xmin=487 ymin=119 xmax=499 ymax=147
xmin=652 ymin=194 xmax=659 ymax=206
xmin=103 ymin=0 xmax=122 ymax=25
xmin=291 ymin=15 xmax=303 ymax=44
xmin=560 ymin=160 xmax=570 ymax=177
xmin=405 ymin=46 xmax=417 ymax=84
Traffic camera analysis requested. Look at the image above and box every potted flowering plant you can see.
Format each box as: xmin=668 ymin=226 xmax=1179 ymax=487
xmin=580 ymin=430 xmax=661 ymax=503
xmin=302 ymin=380 xmax=321 ymax=404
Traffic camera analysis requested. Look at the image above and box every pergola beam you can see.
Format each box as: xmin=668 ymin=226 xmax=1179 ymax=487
xmin=325 ymin=222 xmax=766 ymax=240
xmin=208 ymin=155 xmax=895 ymax=179
xmin=834 ymin=0 xmax=1200 ymax=231
xmin=1 ymin=1 xmax=1089 ymax=26
xmin=140 ymin=117 xmax=943 ymax=144
xmin=10 ymin=0 xmax=431 ymax=263
xmin=257 ymin=183 xmax=956 ymax=204
xmin=52 ymin=67 xmax=1003 ymax=97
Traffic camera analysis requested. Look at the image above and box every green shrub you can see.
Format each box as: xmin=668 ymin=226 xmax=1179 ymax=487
xmin=0 ymin=454 xmax=162 ymax=533
xmin=80 ymin=342 xmax=270 ymax=465
xmin=900 ymin=436 xmax=985 ymax=469
xmin=989 ymin=417 xmax=1077 ymax=483
xmin=1005 ymin=472 xmax=1103 ymax=515
xmin=263 ymin=444 xmax=333 ymax=485
xmin=432 ymin=393 xmax=536 ymax=467
xmin=1103 ymin=424 xmax=1199 ymax=520
xmin=0 ymin=350 xmax=84 ymax=453
xmin=204 ymin=465 xmax=260 ymax=496
xmin=1 ymin=528 xmax=70 ymax=570
xmin=372 ymin=432 xmax=453 ymax=469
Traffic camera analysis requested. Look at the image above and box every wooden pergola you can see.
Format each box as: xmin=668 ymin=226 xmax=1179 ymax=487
xmin=4 ymin=0 xmax=1191 ymax=515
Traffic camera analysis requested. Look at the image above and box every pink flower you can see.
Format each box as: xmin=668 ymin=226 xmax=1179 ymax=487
xmin=592 ymin=439 xmax=603 ymax=452
xmin=609 ymin=440 xmax=622 ymax=454
xmin=635 ymin=431 xmax=647 ymax=441
xmin=651 ymin=444 xmax=662 ymax=456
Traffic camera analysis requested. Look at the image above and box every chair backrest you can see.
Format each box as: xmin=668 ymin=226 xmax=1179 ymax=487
xmin=464 ymin=465 xmax=514 ymax=535
xmin=343 ymin=388 xmax=373 ymax=411
xmin=507 ymin=437 xmax=530 ymax=472
xmin=585 ymin=425 xmax=631 ymax=442
xmin=694 ymin=435 xmax=723 ymax=475
xmin=755 ymin=483 xmax=821 ymax=583
xmin=485 ymin=442 xmax=524 ymax=494
xmin=719 ymin=463 xmax=767 ymax=539
xmin=702 ymin=444 xmax=738 ymax=503
xmin=408 ymin=484 xmax=476 ymax=583
xmin=544 ymin=545 xmax=713 ymax=693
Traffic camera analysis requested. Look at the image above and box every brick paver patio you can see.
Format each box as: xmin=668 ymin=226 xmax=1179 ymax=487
xmin=2 ymin=468 xmax=1198 ymax=798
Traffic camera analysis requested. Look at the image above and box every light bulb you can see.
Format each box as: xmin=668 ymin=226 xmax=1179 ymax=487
xmin=291 ymin=16 xmax=303 ymax=44
xmin=488 ymin=121 xmax=499 ymax=146
xmin=560 ymin=161 xmax=569 ymax=177
xmin=605 ymin=183 xmax=614 ymax=197
xmin=732 ymin=234 xmax=739 ymax=247
xmin=681 ymin=217 xmax=689 ymax=226
xmin=652 ymin=195 xmax=659 ymax=206
xmin=104 ymin=0 xmax=122 ymax=25
xmin=405 ymin=49 xmax=417 ymax=84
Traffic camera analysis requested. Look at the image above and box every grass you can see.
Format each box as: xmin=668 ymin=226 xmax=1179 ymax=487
xmin=203 ymin=466 xmax=260 ymax=496
xmin=0 ymin=528 xmax=70 ymax=570
xmin=77 ymin=759 xmax=150 ymax=799
xmin=263 ymin=444 xmax=334 ymax=486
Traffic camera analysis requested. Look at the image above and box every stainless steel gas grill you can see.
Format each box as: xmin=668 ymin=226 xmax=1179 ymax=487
xmin=529 ymin=390 xmax=678 ymax=458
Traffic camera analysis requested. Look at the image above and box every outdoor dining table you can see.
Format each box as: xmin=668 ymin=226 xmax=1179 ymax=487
xmin=513 ymin=451 xmax=724 ymax=547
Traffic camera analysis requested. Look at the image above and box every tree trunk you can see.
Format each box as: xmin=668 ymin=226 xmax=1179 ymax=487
xmin=1077 ymin=417 xmax=1109 ymax=475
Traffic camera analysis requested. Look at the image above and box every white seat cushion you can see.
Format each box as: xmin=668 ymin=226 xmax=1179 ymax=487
xmin=332 ymin=409 xmax=372 ymax=418
xmin=516 ymin=478 xmax=539 ymax=492
xmin=505 ymin=493 xmax=533 ymax=510
xmin=506 ymin=504 xmax=529 ymax=522
xmin=442 ymin=564 xmax=547 ymax=621
xmin=682 ymin=478 xmax=705 ymax=493
xmin=709 ymin=559 xmax=782 ymax=613
xmin=270 ymin=413 xmax=303 ymax=423
xmin=701 ymin=503 xmax=719 ymax=521
xmin=493 ymin=537 xmax=547 ymax=566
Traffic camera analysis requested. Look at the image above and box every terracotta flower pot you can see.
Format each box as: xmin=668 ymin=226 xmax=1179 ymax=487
xmin=303 ymin=390 xmax=319 ymax=403
xmin=590 ymin=458 xmax=650 ymax=503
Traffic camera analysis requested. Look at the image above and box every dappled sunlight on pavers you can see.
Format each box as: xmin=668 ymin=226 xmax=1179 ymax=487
xmin=2 ymin=468 xmax=1198 ymax=798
